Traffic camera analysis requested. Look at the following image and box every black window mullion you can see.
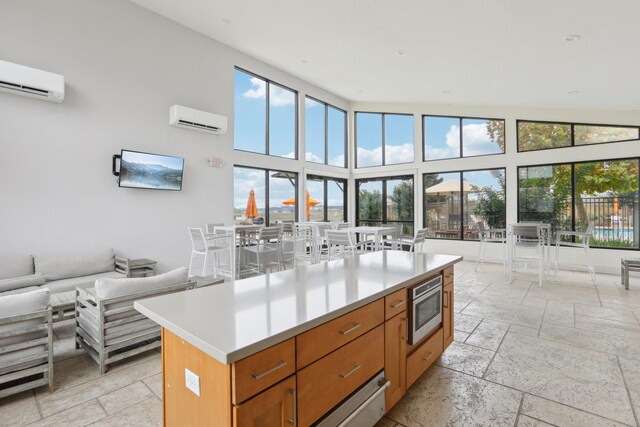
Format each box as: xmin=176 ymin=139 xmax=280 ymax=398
xmin=570 ymin=165 xmax=576 ymax=241
xmin=265 ymin=82 xmax=270 ymax=155
xmin=382 ymin=179 xmax=388 ymax=224
xmin=324 ymin=104 xmax=329 ymax=165
xmin=323 ymin=179 xmax=328 ymax=221
xmin=381 ymin=114 xmax=386 ymax=166
xmin=459 ymin=172 xmax=464 ymax=240
xmin=459 ymin=118 xmax=464 ymax=158
xmin=265 ymin=169 xmax=270 ymax=225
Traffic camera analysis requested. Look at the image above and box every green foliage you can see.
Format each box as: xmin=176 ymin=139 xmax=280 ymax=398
xmin=359 ymin=189 xmax=382 ymax=221
xmin=387 ymin=181 xmax=414 ymax=221
xmin=472 ymin=186 xmax=506 ymax=228
xmin=518 ymin=122 xmax=571 ymax=151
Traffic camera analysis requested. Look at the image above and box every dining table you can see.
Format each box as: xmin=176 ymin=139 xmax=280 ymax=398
xmin=344 ymin=225 xmax=399 ymax=251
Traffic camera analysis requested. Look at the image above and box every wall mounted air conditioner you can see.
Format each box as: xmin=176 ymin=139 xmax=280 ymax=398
xmin=0 ymin=59 xmax=65 ymax=103
xmin=169 ymin=105 xmax=227 ymax=135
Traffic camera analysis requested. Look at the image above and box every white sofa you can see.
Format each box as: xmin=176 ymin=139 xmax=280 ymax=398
xmin=0 ymin=289 xmax=53 ymax=398
xmin=0 ymin=249 xmax=126 ymax=296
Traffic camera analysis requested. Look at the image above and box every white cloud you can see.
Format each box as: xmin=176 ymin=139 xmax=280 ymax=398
xmin=384 ymin=143 xmax=414 ymax=164
xmin=243 ymin=77 xmax=295 ymax=107
xmin=461 ymin=123 xmax=500 ymax=156
xmin=305 ymin=152 xmax=323 ymax=163
xmin=357 ymin=143 xmax=414 ymax=166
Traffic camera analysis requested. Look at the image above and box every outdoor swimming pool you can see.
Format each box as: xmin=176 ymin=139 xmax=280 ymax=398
xmin=593 ymin=227 xmax=635 ymax=240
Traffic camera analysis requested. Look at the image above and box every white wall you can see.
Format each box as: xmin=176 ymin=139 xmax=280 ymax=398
xmin=350 ymin=102 xmax=640 ymax=273
xmin=0 ymin=0 xmax=348 ymax=271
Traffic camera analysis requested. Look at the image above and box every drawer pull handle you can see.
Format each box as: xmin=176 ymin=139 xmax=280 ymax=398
xmin=339 ymin=364 xmax=361 ymax=378
xmin=423 ymin=352 xmax=434 ymax=361
xmin=252 ymin=360 xmax=287 ymax=380
xmin=288 ymin=387 xmax=296 ymax=425
xmin=390 ymin=300 xmax=406 ymax=308
xmin=339 ymin=322 xmax=362 ymax=335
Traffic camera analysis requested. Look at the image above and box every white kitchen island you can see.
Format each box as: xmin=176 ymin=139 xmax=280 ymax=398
xmin=135 ymin=250 xmax=461 ymax=427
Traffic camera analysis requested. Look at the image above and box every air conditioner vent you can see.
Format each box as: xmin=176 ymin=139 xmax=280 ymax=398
xmin=0 ymin=60 xmax=64 ymax=103
xmin=169 ymin=105 xmax=227 ymax=135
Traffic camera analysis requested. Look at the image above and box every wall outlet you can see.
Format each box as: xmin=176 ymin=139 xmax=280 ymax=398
xmin=185 ymin=368 xmax=200 ymax=397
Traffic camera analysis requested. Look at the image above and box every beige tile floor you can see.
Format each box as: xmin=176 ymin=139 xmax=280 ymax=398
xmin=3 ymin=261 xmax=640 ymax=426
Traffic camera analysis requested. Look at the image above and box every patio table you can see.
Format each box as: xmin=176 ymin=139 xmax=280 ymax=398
xmin=344 ymin=226 xmax=398 ymax=251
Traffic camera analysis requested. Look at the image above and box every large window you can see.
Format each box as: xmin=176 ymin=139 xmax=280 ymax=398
xmin=234 ymin=166 xmax=298 ymax=225
xmin=357 ymin=176 xmax=414 ymax=236
xmin=423 ymin=116 xmax=505 ymax=161
xmin=518 ymin=158 xmax=639 ymax=248
xmin=305 ymin=97 xmax=347 ymax=167
xmin=355 ymin=113 xmax=414 ymax=168
xmin=306 ymin=175 xmax=347 ymax=222
xmin=234 ymin=68 xmax=297 ymax=158
xmin=517 ymin=120 xmax=640 ymax=152
xmin=424 ymin=169 xmax=506 ymax=240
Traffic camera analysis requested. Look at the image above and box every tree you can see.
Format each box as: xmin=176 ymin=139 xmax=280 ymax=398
xmin=359 ymin=189 xmax=382 ymax=222
xmin=471 ymin=170 xmax=506 ymax=228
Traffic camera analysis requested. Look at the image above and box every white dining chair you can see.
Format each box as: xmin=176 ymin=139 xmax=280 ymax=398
xmin=325 ymin=230 xmax=372 ymax=260
xmin=508 ymin=223 xmax=546 ymax=287
xmin=383 ymin=228 xmax=427 ymax=252
xmin=475 ymin=222 xmax=507 ymax=272
xmin=242 ymin=226 xmax=284 ymax=275
xmin=187 ymin=227 xmax=234 ymax=279
xmin=554 ymin=222 xmax=596 ymax=282
xmin=283 ymin=224 xmax=315 ymax=268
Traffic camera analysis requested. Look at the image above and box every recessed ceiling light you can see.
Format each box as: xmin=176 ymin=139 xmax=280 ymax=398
xmin=357 ymin=89 xmax=364 ymax=93
xmin=442 ymin=90 xmax=450 ymax=94
xmin=221 ymin=18 xmax=232 ymax=24
xmin=564 ymin=34 xmax=581 ymax=42
xmin=396 ymin=50 xmax=407 ymax=56
xmin=301 ymin=59 xmax=308 ymax=64
xmin=568 ymin=90 xmax=579 ymax=95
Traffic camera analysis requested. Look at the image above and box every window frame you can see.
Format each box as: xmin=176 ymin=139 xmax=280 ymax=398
xmin=354 ymin=111 xmax=415 ymax=168
xmin=355 ymin=175 xmax=415 ymax=232
xmin=304 ymin=96 xmax=348 ymax=168
xmin=516 ymin=156 xmax=640 ymax=250
xmin=306 ymin=174 xmax=348 ymax=222
xmin=234 ymin=164 xmax=299 ymax=225
xmin=234 ymin=66 xmax=299 ymax=160
xmin=516 ymin=119 xmax=640 ymax=153
xmin=422 ymin=167 xmax=507 ymax=241
xmin=422 ymin=114 xmax=506 ymax=161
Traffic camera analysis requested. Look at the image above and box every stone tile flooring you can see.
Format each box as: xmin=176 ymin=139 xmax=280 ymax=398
xmin=2 ymin=261 xmax=640 ymax=426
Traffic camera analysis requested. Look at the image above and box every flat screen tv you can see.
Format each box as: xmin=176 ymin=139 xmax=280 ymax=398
xmin=118 ymin=150 xmax=184 ymax=191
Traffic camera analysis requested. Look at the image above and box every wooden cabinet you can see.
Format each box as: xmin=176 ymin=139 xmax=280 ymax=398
xmin=296 ymin=299 xmax=384 ymax=369
xmin=406 ymin=327 xmax=443 ymax=388
xmin=442 ymin=282 xmax=454 ymax=349
xmin=384 ymin=313 xmax=406 ymax=410
xmin=384 ymin=288 xmax=407 ymax=320
xmin=232 ymin=338 xmax=296 ymax=404
xmin=443 ymin=266 xmax=454 ymax=285
xmin=233 ymin=376 xmax=296 ymax=427
xmin=297 ymin=325 xmax=384 ymax=427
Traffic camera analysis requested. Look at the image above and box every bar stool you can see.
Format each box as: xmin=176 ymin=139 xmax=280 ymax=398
xmin=554 ymin=222 xmax=596 ymax=283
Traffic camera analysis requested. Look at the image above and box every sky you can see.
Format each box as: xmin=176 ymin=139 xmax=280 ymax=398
xmin=424 ymin=117 xmax=503 ymax=160
xmin=121 ymin=150 xmax=183 ymax=170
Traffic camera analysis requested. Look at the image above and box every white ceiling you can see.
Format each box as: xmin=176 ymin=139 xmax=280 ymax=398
xmin=131 ymin=0 xmax=640 ymax=110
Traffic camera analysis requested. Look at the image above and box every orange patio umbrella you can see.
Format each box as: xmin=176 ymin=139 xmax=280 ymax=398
xmin=282 ymin=191 xmax=321 ymax=218
xmin=245 ymin=189 xmax=259 ymax=219
xmin=613 ymin=196 xmax=619 ymax=215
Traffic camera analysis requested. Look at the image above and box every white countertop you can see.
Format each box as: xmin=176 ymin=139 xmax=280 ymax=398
xmin=134 ymin=251 xmax=461 ymax=364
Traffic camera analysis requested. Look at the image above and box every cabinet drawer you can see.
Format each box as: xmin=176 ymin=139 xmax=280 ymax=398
xmin=406 ymin=327 xmax=443 ymax=388
xmin=232 ymin=338 xmax=296 ymax=404
xmin=444 ymin=266 xmax=454 ymax=285
xmin=296 ymin=299 xmax=384 ymax=369
xmin=233 ymin=375 xmax=296 ymax=427
xmin=297 ymin=325 xmax=384 ymax=427
xmin=384 ymin=288 xmax=407 ymax=320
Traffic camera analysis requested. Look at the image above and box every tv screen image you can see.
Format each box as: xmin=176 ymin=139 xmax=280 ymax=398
xmin=119 ymin=150 xmax=184 ymax=191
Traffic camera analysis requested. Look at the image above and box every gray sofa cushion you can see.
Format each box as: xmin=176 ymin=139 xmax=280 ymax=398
xmin=0 ymin=255 xmax=34 ymax=280
xmin=0 ymin=273 xmax=45 ymax=294
xmin=42 ymin=270 xmax=125 ymax=294
xmin=0 ymin=288 xmax=50 ymax=318
xmin=35 ymin=249 xmax=115 ymax=281
xmin=95 ymin=267 xmax=188 ymax=299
